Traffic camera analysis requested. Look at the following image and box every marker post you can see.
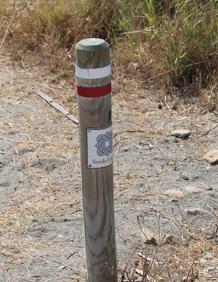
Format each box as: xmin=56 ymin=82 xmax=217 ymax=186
xmin=75 ymin=38 xmax=117 ymax=282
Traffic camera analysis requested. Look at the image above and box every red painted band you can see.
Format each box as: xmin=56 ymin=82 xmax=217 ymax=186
xmin=77 ymin=83 xmax=111 ymax=97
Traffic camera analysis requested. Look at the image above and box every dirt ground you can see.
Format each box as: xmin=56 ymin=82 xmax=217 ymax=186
xmin=0 ymin=51 xmax=218 ymax=282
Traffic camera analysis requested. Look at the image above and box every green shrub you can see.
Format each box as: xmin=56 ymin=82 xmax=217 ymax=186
xmin=156 ymin=0 xmax=218 ymax=86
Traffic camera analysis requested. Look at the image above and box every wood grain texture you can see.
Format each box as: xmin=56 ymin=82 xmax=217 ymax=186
xmin=76 ymin=38 xmax=110 ymax=69
xmin=76 ymin=39 xmax=117 ymax=282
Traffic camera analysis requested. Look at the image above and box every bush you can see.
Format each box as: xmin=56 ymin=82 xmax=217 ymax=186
xmin=150 ymin=0 xmax=218 ymax=87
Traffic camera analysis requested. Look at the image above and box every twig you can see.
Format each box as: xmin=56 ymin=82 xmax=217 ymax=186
xmin=121 ymin=30 xmax=145 ymax=35
xmin=164 ymin=95 xmax=171 ymax=110
xmin=144 ymin=69 xmax=173 ymax=83
xmin=152 ymin=137 xmax=172 ymax=159
xmin=67 ymin=252 xmax=76 ymax=260
xmin=206 ymin=203 xmax=218 ymax=219
xmin=144 ymin=56 xmax=218 ymax=83
xmin=121 ymin=249 xmax=138 ymax=282
xmin=185 ymin=260 xmax=195 ymax=282
xmin=15 ymin=92 xmax=32 ymax=102
xmin=171 ymin=208 xmax=198 ymax=240
xmin=33 ymin=88 xmax=79 ymax=125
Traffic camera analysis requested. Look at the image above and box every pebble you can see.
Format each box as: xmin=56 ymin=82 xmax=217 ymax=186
xmin=203 ymin=149 xmax=218 ymax=165
xmin=185 ymin=207 xmax=205 ymax=216
xmin=206 ymin=187 xmax=213 ymax=191
xmin=171 ymin=129 xmax=191 ymax=138
xmin=171 ymin=198 xmax=178 ymax=203
xmin=27 ymin=226 xmax=48 ymax=237
xmin=19 ymin=148 xmax=34 ymax=155
xmin=60 ymin=266 xmax=67 ymax=270
xmin=0 ymin=162 xmax=5 ymax=172
xmin=184 ymin=185 xmax=202 ymax=194
xmin=182 ymin=174 xmax=189 ymax=180
xmin=163 ymin=189 xmax=184 ymax=198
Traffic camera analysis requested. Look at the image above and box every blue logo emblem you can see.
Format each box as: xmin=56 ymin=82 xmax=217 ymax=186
xmin=95 ymin=130 xmax=112 ymax=156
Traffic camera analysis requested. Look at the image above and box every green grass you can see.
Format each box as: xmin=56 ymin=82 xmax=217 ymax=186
xmin=153 ymin=1 xmax=218 ymax=86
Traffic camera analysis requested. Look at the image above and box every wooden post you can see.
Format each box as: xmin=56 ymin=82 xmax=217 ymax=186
xmin=75 ymin=38 xmax=117 ymax=282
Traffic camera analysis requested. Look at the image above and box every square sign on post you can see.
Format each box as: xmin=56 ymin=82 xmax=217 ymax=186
xmin=87 ymin=126 xmax=113 ymax=169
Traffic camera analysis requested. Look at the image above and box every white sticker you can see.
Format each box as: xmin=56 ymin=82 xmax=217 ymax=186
xmin=76 ymin=65 xmax=111 ymax=79
xmin=87 ymin=126 xmax=113 ymax=168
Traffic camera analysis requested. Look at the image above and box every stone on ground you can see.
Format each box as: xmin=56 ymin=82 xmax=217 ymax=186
xmin=163 ymin=189 xmax=184 ymax=198
xmin=203 ymin=150 xmax=218 ymax=165
xmin=184 ymin=185 xmax=202 ymax=194
xmin=171 ymin=129 xmax=191 ymax=138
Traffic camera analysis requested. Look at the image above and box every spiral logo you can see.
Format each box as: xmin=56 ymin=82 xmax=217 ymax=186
xmin=95 ymin=131 xmax=112 ymax=156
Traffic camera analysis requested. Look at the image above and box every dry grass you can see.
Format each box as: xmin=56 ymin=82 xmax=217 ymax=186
xmin=0 ymin=0 xmax=217 ymax=92
xmin=121 ymin=209 xmax=218 ymax=282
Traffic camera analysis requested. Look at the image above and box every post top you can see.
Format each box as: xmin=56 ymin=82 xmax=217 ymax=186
xmin=76 ymin=38 xmax=109 ymax=51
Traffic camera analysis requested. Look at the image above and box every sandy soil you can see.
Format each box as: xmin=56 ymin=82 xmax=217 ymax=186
xmin=0 ymin=52 xmax=218 ymax=281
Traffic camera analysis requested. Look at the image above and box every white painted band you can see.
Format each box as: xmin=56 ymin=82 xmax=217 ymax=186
xmin=76 ymin=65 xmax=111 ymax=79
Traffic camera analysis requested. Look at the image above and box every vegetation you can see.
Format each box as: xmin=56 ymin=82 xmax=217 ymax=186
xmin=0 ymin=0 xmax=218 ymax=91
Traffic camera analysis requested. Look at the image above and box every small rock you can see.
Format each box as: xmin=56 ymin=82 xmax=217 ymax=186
xmin=60 ymin=265 xmax=67 ymax=270
xmin=19 ymin=148 xmax=34 ymax=155
xmin=163 ymin=189 xmax=184 ymax=198
xmin=185 ymin=207 xmax=205 ymax=216
xmin=182 ymin=174 xmax=189 ymax=181
xmin=203 ymin=149 xmax=218 ymax=165
xmin=206 ymin=187 xmax=213 ymax=191
xmin=171 ymin=129 xmax=191 ymax=138
xmin=171 ymin=198 xmax=178 ymax=203
xmin=0 ymin=161 xmax=5 ymax=170
xmin=127 ymin=62 xmax=139 ymax=74
xmin=184 ymin=186 xmax=202 ymax=194
xmin=32 ymin=219 xmax=38 ymax=223
xmin=27 ymin=226 xmax=48 ymax=237
xmin=31 ymin=159 xmax=44 ymax=168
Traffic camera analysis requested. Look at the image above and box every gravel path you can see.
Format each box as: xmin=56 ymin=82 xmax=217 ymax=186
xmin=0 ymin=53 xmax=217 ymax=281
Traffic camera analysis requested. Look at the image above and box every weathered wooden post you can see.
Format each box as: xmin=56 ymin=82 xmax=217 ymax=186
xmin=75 ymin=38 xmax=117 ymax=282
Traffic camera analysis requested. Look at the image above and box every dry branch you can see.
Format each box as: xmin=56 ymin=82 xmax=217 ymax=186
xmin=34 ymin=88 xmax=78 ymax=125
